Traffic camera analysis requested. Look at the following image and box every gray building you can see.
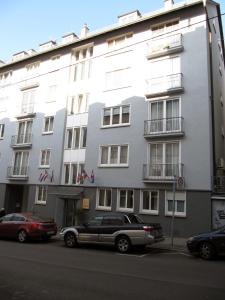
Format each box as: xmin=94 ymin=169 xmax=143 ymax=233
xmin=0 ymin=0 xmax=225 ymax=236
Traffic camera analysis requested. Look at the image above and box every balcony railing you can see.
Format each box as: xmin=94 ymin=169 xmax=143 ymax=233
xmin=7 ymin=166 xmax=29 ymax=179
xmin=146 ymin=73 xmax=184 ymax=98
xmin=213 ymin=176 xmax=225 ymax=193
xmin=144 ymin=117 xmax=184 ymax=137
xmin=11 ymin=134 xmax=32 ymax=148
xmin=147 ymin=34 xmax=183 ymax=59
xmin=19 ymin=104 xmax=35 ymax=116
xmin=143 ymin=163 xmax=184 ymax=181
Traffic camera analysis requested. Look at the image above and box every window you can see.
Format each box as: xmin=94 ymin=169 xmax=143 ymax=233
xmin=0 ymin=96 xmax=7 ymax=112
xmin=51 ymin=55 xmax=60 ymax=70
xmin=40 ymin=149 xmax=51 ymax=167
xmin=43 ymin=116 xmax=54 ymax=133
xmin=67 ymin=94 xmax=89 ymax=115
xmin=96 ymin=189 xmax=112 ymax=210
xmin=47 ymin=85 xmax=57 ymax=102
xmin=13 ymin=151 xmax=29 ymax=176
xmin=140 ymin=191 xmax=159 ymax=215
xmin=17 ymin=120 xmax=32 ymax=144
xmin=26 ymin=61 xmax=40 ymax=76
xmin=0 ymin=71 xmax=12 ymax=85
xmin=81 ymin=127 xmax=87 ymax=148
xmin=0 ymin=124 xmax=4 ymax=139
xmin=71 ymin=46 xmax=93 ymax=81
xmin=151 ymin=20 xmax=179 ymax=36
xmin=21 ymin=89 xmax=36 ymax=114
xmin=105 ymin=68 xmax=131 ymax=90
xmin=35 ymin=186 xmax=47 ymax=205
xmin=107 ymin=33 xmax=133 ymax=48
xmin=165 ymin=191 xmax=186 ymax=217
xmin=63 ymin=162 xmax=85 ymax=185
xmin=102 ymin=105 xmax=130 ymax=127
xmin=100 ymin=145 xmax=128 ymax=166
xmin=117 ymin=189 xmax=134 ymax=212
xmin=65 ymin=127 xmax=87 ymax=149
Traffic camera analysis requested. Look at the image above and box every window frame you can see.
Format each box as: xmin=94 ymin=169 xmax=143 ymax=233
xmin=0 ymin=124 xmax=5 ymax=139
xmin=40 ymin=149 xmax=51 ymax=168
xmin=43 ymin=116 xmax=54 ymax=134
xmin=117 ymin=189 xmax=134 ymax=212
xmin=107 ymin=32 xmax=133 ymax=49
xmin=99 ymin=144 xmax=129 ymax=167
xmin=63 ymin=162 xmax=85 ymax=185
xmin=67 ymin=94 xmax=89 ymax=115
xmin=140 ymin=190 xmax=159 ymax=215
xmin=96 ymin=188 xmax=112 ymax=211
xmin=102 ymin=105 xmax=130 ymax=128
xmin=165 ymin=191 xmax=186 ymax=217
xmin=35 ymin=185 xmax=47 ymax=205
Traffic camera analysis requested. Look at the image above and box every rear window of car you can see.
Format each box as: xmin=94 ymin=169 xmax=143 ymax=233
xmin=1 ymin=214 xmax=13 ymax=221
xmin=11 ymin=215 xmax=26 ymax=222
xmin=102 ymin=217 xmax=123 ymax=226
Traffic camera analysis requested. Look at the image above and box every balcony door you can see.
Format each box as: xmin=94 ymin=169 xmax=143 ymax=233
xmin=13 ymin=151 xmax=29 ymax=176
xmin=17 ymin=120 xmax=32 ymax=144
xmin=149 ymin=144 xmax=163 ymax=177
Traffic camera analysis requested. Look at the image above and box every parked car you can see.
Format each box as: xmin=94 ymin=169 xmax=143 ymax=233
xmin=60 ymin=213 xmax=164 ymax=253
xmin=0 ymin=213 xmax=57 ymax=243
xmin=186 ymin=225 xmax=225 ymax=260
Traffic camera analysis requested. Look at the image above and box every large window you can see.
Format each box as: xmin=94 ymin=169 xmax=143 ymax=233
xmin=102 ymin=105 xmax=130 ymax=127
xmin=100 ymin=145 xmax=128 ymax=166
xmin=107 ymin=33 xmax=133 ymax=48
xmin=65 ymin=127 xmax=87 ymax=149
xmin=17 ymin=120 xmax=32 ymax=144
xmin=35 ymin=185 xmax=47 ymax=205
xmin=25 ymin=61 xmax=40 ymax=76
xmin=96 ymin=189 xmax=112 ymax=210
xmin=64 ymin=162 xmax=85 ymax=185
xmin=117 ymin=189 xmax=134 ymax=212
xmin=105 ymin=68 xmax=131 ymax=90
xmin=165 ymin=191 xmax=186 ymax=217
xmin=0 ymin=124 xmax=5 ymax=139
xmin=140 ymin=190 xmax=159 ymax=215
xmin=43 ymin=116 xmax=54 ymax=134
xmin=67 ymin=94 xmax=89 ymax=115
xmin=0 ymin=71 xmax=12 ymax=85
xmin=71 ymin=46 xmax=93 ymax=81
xmin=149 ymin=142 xmax=180 ymax=177
xmin=13 ymin=151 xmax=29 ymax=176
xmin=40 ymin=149 xmax=51 ymax=168
xmin=21 ymin=89 xmax=36 ymax=114
xmin=151 ymin=20 xmax=179 ymax=36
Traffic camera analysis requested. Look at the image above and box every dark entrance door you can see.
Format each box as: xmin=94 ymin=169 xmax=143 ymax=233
xmin=63 ymin=199 xmax=77 ymax=227
xmin=5 ymin=185 xmax=26 ymax=213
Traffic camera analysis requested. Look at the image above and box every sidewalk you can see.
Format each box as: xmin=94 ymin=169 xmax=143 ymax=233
xmin=149 ymin=236 xmax=187 ymax=251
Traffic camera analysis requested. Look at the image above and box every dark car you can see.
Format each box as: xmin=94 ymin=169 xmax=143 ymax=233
xmin=0 ymin=213 xmax=57 ymax=243
xmin=186 ymin=226 xmax=225 ymax=260
xmin=60 ymin=213 xmax=164 ymax=253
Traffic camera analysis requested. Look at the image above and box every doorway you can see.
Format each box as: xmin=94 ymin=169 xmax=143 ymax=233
xmin=63 ymin=199 xmax=77 ymax=227
xmin=5 ymin=184 xmax=28 ymax=213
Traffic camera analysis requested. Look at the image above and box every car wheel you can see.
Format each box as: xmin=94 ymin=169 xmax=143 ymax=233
xmin=18 ymin=230 xmax=28 ymax=243
xmin=116 ymin=236 xmax=131 ymax=253
xmin=199 ymin=242 xmax=215 ymax=260
xmin=64 ymin=232 xmax=77 ymax=248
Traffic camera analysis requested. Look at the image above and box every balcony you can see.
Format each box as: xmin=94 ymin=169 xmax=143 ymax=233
xmin=144 ymin=117 xmax=184 ymax=138
xmin=147 ymin=34 xmax=183 ymax=59
xmin=143 ymin=163 xmax=184 ymax=182
xmin=145 ymin=73 xmax=184 ymax=98
xmin=7 ymin=166 xmax=29 ymax=180
xmin=11 ymin=134 xmax=32 ymax=148
xmin=17 ymin=104 xmax=36 ymax=119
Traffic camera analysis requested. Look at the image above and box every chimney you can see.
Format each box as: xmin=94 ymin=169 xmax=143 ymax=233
xmin=80 ymin=23 xmax=89 ymax=38
xmin=164 ymin=0 xmax=174 ymax=9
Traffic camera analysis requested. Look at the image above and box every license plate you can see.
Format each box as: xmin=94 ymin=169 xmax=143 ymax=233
xmin=47 ymin=231 xmax=55 ymax=235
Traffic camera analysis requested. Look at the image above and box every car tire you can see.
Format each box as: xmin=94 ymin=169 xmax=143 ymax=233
xmin=18 ymin=230 xmax=28 ymax=243
xmin=199 ymin=242 xmax=215 ymax=260
xmin=115 ymin=235 xmax=131 ymax=254
xmin=64 ymin=232 xmax=77 ymax=248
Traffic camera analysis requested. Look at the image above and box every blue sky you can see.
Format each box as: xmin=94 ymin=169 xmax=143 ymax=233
xmin=0 ymin=0 xmax=225 ymax=62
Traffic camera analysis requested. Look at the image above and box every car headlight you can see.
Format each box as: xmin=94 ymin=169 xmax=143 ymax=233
xmin=60 ymin=228 xmax=66 ymax=234
xmin=187 ymin=236 xmax=196 ymax=243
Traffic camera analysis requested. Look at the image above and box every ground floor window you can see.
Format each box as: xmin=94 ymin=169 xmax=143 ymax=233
xmin=64 ymin=162 xmax=85 ymax=185
xmin=140 ymin=190 xmax=159 ymax=215
xmin=35 ymin=185 xmax=47 ymax=205
xmin=117 ymin=189 xmax=134 ymax=212
xmin=96 ymin=188 xmax=112 ymax=210
xmin=165 ymin=191 xmax=186 ymax=217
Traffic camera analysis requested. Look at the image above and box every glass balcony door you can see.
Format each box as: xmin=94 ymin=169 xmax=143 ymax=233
xmin=13 ymin=151 xmax=29 ymax=176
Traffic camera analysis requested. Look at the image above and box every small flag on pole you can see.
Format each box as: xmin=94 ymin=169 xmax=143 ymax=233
xmin=90 ymin=170 xmax=95 ymax=183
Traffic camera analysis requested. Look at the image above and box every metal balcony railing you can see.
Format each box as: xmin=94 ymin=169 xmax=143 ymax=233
xmin=7 ymin=166 xmax=29 ymax=178
xmin=147 ymin=34 xmax=183 ymax=57
xmin=20 ymin=104 xmax=35 ymax=115
xmin=11 ymin=134 xmax=32 ymax=147
xmin=144 ymin=117 xmax=184 ymax=136
xmin=143 ymin=163 xmax=184 ymax=180
xmin=146 ymin=73 xmax=183 ymax=97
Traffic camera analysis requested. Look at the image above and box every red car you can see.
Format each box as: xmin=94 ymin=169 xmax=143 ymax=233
xmin=0 ymin=213 xmax=57 ymax=242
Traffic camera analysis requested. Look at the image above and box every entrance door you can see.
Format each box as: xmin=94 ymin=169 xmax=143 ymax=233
xmin=64 ymin=199 xmax=77 ymax=227
xmin=5 ymin=185 xmax=25 ymax=213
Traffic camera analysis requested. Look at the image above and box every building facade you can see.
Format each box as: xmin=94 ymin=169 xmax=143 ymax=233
xmin=0 ymin=0 xmax=225 ymax=236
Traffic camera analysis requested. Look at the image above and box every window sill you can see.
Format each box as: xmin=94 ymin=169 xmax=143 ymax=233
xmin=67 ymin=112 xmax=88 ymax=116
xmin=42 ymin=132 xmax=53 ymax=135
xmin=139 ymin=211 xmax=159 ymax=216
xmin=39 ymin=166 xmax=50 ymax=169
xmin=35 ymin=202 xmax=46 ymax=206
xmin=99 ymin=164 xmax=129 ymax=168
xmin=96 ymin=206 xmax=112 ymax=211
xmin=165 ymin=213 xmax=186 ymax=218
xmin=101 ymin=124 xmax=130 ymax=129
xmin=103 ymin=85 xmax=132 ymax=92
xmin=116 ymin=208 xmax=134 ymax=213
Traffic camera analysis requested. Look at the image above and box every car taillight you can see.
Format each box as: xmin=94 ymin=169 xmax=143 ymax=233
xmin=30 ymin=223 xmax=41 ymax=230
xmin=143 ymin=226 xmax=153 ymax=233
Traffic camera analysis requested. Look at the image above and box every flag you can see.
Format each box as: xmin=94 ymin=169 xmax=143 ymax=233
xmin=42 ymin=170 xmax=49 ymax=181
xmin=39 ymin=172 xmax=43 ymax=182
xmin=82 ymin=169 xmax=89 ymax=180
xmin=50 ymin=170 xmax=54 ymax=182
xmin=90 ymin=170 xmax=95 ymax=183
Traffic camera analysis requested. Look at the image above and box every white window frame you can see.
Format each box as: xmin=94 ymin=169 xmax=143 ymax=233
xmin=43 ymin=116 xmax=54 ymax=134
xmin=151 ymin=19 xmax=179 ymax=36
xmin=105 ymin=67 xmax=131 ymax=91
xmin=99 ymin=144 xmax=129 ymax=167
xmin=107 ymin=32 xmax=133 ymax=49
xmin=0 ymin=71 xmax=12 ymax=85
xmin=67 ymin=94 xmax=89 ymax=115
xmin=0 ymin=124 xmax=5 ymax=139
xmin=12 ymin=150 xmax=29 ymax=176
xmin=63 ymin=162 xmax=85 ymax=185
xmin=21 ymin=88 xmax=36 ymax=114
xmin=96 ymin=188 xmax=112 ymax=211
xmin=117 ymin=189 xmax=134 ymax=212
xmin=35 ymin=185 xmax=47 ymax=205
xmin=165 ymin=191 xmax=186 ymax=217
xmin=65 ymin=127 xmax=85 ymax=149
xmin=40 ymin=149 xmax=51 ymax=168
xmin=102 ymin=105 xmax=130 ymax=128
xmin=140 ymin=190 xmax=159 ymax=215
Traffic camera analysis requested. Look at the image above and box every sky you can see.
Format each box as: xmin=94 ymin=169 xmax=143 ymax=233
xmin=0 ymin=0 xmax=225 ymax=62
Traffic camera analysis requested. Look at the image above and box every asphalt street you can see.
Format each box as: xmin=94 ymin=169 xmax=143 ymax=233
xmin=0 ymin=238 xmax=224 ymax=300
